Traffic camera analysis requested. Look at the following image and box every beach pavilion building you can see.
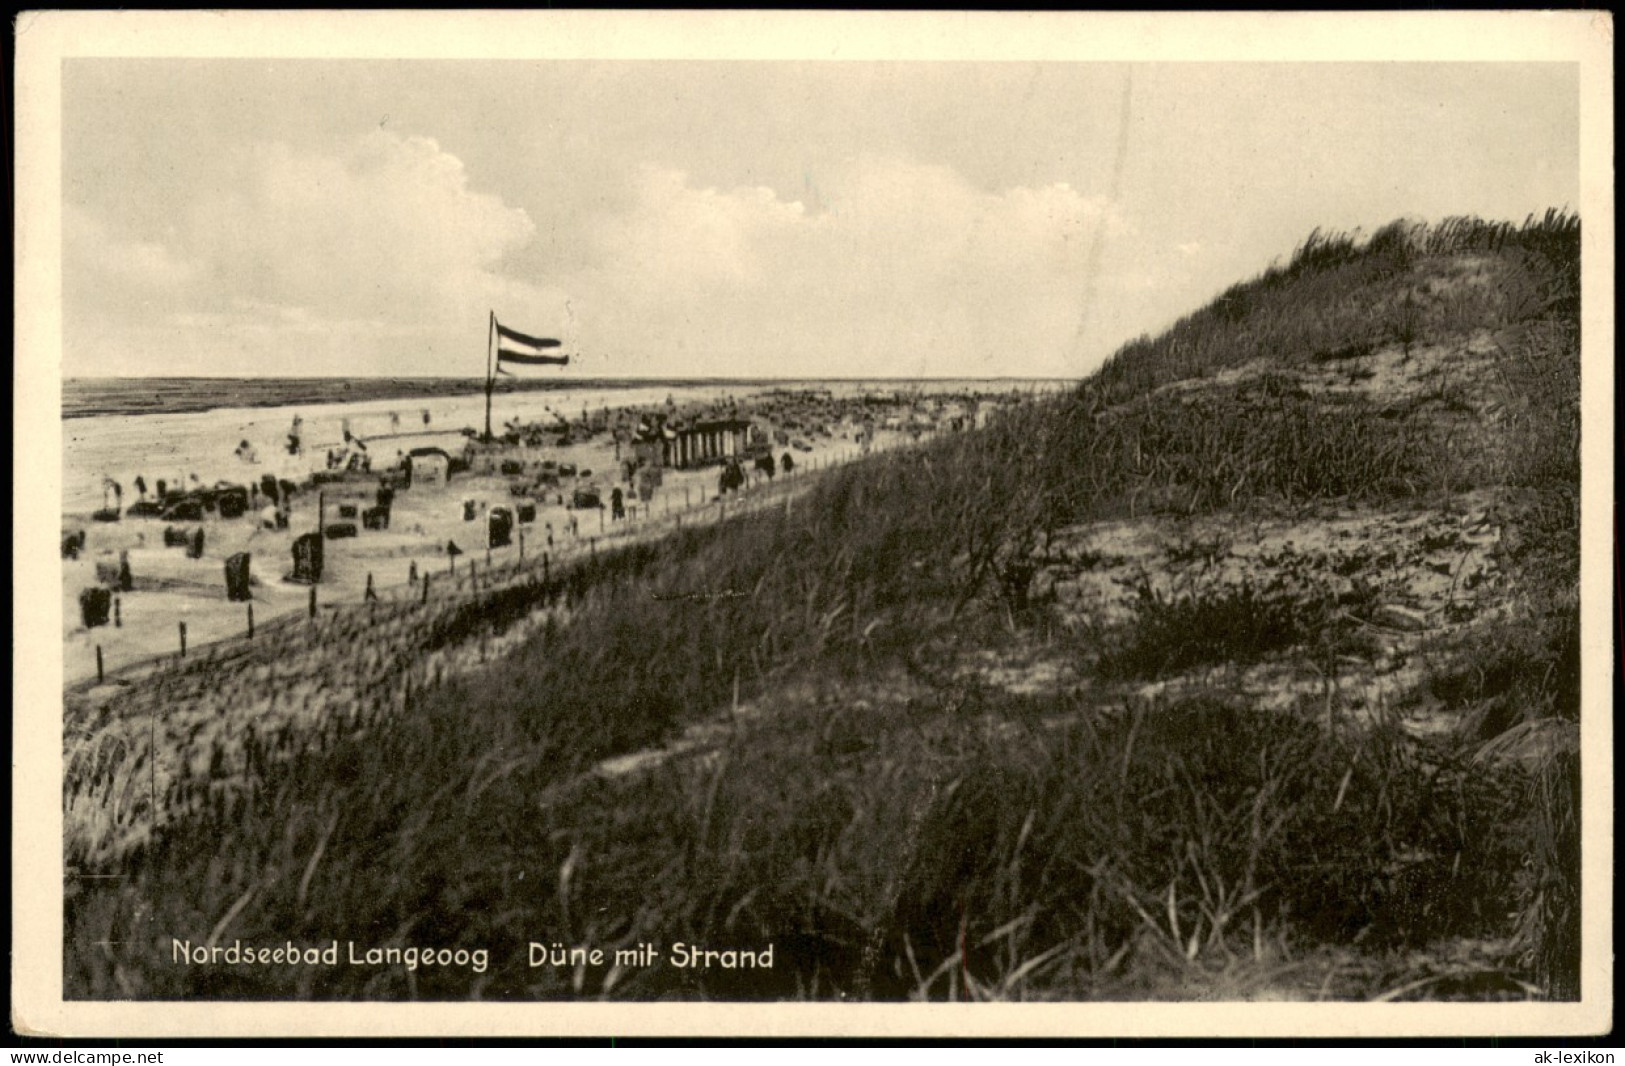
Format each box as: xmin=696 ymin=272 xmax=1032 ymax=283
xmin=665 ymin=418 xmax=752 ymax=469
xmin=633 ymin=417 xmax=753 ymax=470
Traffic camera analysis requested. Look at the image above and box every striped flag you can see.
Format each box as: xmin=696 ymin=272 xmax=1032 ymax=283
xmin=496 ymin=320 xmax=569 ymax=368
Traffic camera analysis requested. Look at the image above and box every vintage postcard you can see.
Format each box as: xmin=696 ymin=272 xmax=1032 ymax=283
xmin=12 ymin=11 xmax=1614 ymax=1040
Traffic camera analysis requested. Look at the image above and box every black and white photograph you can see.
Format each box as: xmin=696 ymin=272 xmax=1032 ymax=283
xmin=12 ymin=11 xmax=1614 ymax=1040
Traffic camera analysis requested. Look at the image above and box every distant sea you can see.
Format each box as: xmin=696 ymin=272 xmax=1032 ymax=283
xmin=63 ymin=376 xmax=1075 ymax=420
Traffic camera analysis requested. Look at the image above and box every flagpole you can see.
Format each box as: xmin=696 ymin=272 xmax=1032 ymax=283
xmin=485 ymin=309 xmax=495 ymax=442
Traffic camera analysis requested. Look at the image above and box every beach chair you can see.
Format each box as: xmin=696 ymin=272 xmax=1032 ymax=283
xmin=225 ymin=552 xmax=252 ymax=602
xmin=79 ymin=587 xmax=112 ymax=629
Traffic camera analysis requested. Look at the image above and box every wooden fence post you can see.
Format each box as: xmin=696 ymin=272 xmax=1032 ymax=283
xmin=113 ymin=596 xmax=122 ymax=628
xmin=96 ymin=644 xmax=104 ymax=684
xmin=247 ymin=602 xmax=254 ymax=638
xmin=309 ymin=585 xmax=317 ymax=618
xmin=178 ymin=621 xmax=187 ymax=657
xmin=422 ymin=573 xmax=431 ymax=604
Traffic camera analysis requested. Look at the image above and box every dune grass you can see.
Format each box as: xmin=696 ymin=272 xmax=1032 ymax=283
xmin=65 ymin=212 xmax=1584 ymax=1001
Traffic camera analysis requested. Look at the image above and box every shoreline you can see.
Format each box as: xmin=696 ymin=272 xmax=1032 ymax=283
xmin=63 ymin=375 xmax=1075 ymax=420
xmin=62 ymin=380 xmax=1065 ymax=515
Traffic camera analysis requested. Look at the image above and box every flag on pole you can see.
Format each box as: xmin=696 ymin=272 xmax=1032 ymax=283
xmin=496 ymin=320 xmax=569 ymax=367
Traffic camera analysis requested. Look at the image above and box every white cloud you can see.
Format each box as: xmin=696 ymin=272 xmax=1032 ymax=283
xmin=556 ymin=156 xmax=1127 ymax=378
xmin=190 ymin=133 xmax=554 ymax=329
xmin=64 ymin=204 xmax=199 ymax=299
xmin=67 ymin=138 xmax=1133 ymax=379
xmin=66 ymin=131 xmax=565 ymax=375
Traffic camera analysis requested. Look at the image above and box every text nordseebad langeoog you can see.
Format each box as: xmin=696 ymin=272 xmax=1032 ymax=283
xmin=171 ymin=939 xmax=776 ymax=974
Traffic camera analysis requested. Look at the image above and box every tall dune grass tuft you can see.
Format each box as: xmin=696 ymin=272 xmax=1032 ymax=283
xmin=65 ymin=212 xmax=1584 ymax=1000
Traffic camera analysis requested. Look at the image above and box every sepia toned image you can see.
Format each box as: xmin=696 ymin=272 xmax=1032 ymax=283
xmin=13 ymin=11 xmax=1613 ymax=1040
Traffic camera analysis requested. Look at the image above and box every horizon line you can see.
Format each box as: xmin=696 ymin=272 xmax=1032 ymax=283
xmin=64 ymin=373 xmax=1083 ymax=382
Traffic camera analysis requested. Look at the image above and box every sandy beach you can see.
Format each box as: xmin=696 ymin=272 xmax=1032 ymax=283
xmin=62 ymin=380 xmax=1052 ymax=684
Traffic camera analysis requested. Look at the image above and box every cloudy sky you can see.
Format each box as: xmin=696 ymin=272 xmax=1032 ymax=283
xmin=62 ymin=59 xmax=1578 ymax=380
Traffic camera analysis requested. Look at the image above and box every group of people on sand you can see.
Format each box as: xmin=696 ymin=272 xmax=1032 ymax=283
xmin=716 ymin=453 xmax=798 ymax=497
xmin=326 ymin=446 xmax=372 ymax=473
